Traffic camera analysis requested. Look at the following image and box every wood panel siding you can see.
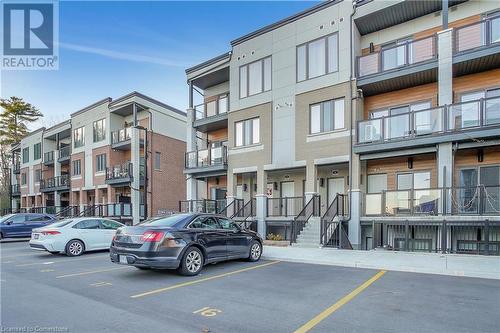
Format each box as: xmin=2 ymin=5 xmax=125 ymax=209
xmin=453 ymin=69 xmax=500 ymax=100
xmin=366 ymin=153 xmax=437 ymax=190
xmin=207 ymin=128 xmax=228 ymax=142
xmin=454 ymin=147 xmax=500 ymax=187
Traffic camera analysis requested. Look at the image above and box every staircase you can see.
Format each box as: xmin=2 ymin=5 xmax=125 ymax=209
xmin=293 ymin=216 xmax=322 ymax=248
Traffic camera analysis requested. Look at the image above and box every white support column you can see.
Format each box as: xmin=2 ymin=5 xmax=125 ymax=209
xmin=131 ymin=127 xmax=141 ymax=224
xmin=54 ymin=150 xmax=61 ymax=208
xmin=437 ymin=28 xmax=454 ymax=214
xmin=186 ymin=108 xmax=198 ymax=201
xmin=305 ymin=161 xmax=318 ymax=204
xmin=255 ymin=168 xmax=267 ymax=237
xmin=348 ymin=154 xmax=362 ymax=249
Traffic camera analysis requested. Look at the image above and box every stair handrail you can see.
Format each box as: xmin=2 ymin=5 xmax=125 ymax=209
xmin=290 ymin=194 xmax=320 ymax=244
xmin=320 ymin=194 xmax=344 ymax=247
xmin=231 ymin=198 xmax=256 ymax=220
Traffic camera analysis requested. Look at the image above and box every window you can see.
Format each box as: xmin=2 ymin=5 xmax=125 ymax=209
xmin=34 ymin=169 xmax=41 ymax=183
xmin=96 ymin=154 xmax=106 ymax=173
xmin=22 ymin=147 xmax=29 ymax=163
xmin=154 ymin=152 xmax=161 ymax=170
xmin=297 ymin=33 xmax=338 ymax=82
xmin=218 ymin=218 xmax=239 ymax=231
xmin=100 ymin=220 xmax=123 ymax=230
xmin=218 ymin=95 xmax=228 ymax=114
xmin=27 ymin=214 xmax=52 ymax=222
xmin=33 ymin=143 xmax=41 ymax=160
xmin=9 ymin=215 xmax=26 ymax=224
xmin=367 ymin=174 xmax=387 ymax=193
xmin=397 ymin=171 xmax=430 ymax=190
xmin=189 ymin=216 xmax=220 ymax=229
xmin=73 ymin=126 xmax=85 ymax=148
xmin=21 ymin=173 xmax=27 ymax=185
xmin=310 ymin=98 xmax=345 ymax=134
xmin=72 ymin=160 xmax=81 ymax=176
xmin=73 ymin=219 xmax=100 ymax=229
xmin=239 ymin=57 xmax=272 ymax=98
xmin=93 ymin=119 xmax=106 ymax=142
xmin=235 ymin=118 xmax=260 ymax=147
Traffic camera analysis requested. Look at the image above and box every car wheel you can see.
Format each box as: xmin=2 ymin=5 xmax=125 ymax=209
xmin=65 ymin=240 xmax=85 ymax=257
xmin=179 ymin=247 xmax=204 ymax=276
xmin=248 ymin=240 xmax=262 ymax=262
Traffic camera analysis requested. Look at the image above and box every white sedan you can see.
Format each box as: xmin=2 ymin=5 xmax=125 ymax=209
xmin=29 ymin=218 xmax=125 ymax=256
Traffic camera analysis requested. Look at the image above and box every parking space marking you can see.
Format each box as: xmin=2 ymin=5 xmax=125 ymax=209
xmin=15 ymin=254 xmax=109 ymax=267
xmin=90 ymin=282 xmax=112 ymax=287
xmin=131 ymin=260 xmax=281 ymax=299
xmin=193 ymin=307 xmax=222 ymax=317
xmin=294 ymin=270 xmax=386 ymax=333
xmin=56 ymin=266 xmax=130 ymax=278
xmin=40 ymin=269 xmax=55 ymax=273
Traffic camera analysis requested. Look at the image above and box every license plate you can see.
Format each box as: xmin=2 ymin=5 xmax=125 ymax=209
xmin=119 ymin=255 xmax=128 ymax=264
xmin=33 ymin=234 xmax=39 ymax=239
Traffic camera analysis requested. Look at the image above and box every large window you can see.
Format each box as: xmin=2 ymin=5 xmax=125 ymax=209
xmin=310 ymin=98 xmax=344 ymax=134
xmin=34 ymin=169 xmax=41 ymax=183
xmin=72 ymin=160 xmax=81 ymax=176
xmin=367 ymin=174 xmax=387 ymax=193
xmin=297 ymin=33 xmax=338 ymax=82
xmin=33 ymin=143 xmax=41 ymax=160
xmin=73 ymin=127 xmax=85 ymax=148
xmin=21 ymin=172 xmax=27 ymax=185
xmin=397 ymin=171 xmax=431 ymax=190
xmin=96 ymin=154 xmax=106 ymax=172
xmin=239 ymin=57 xmax=272 ymax=98
xmin=93 ymin=119 xmax=106 ymax=142
xmin=22 ymin=147 xmax=29 ymax=163
xmin=235 ymin=118 xmax=260 ymax=147
xmin=154 ymin=152 xmax=161 ymax=170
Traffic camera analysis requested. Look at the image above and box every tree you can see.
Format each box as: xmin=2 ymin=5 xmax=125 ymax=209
xmin=0 ymin=97 xmax=43 ymax=210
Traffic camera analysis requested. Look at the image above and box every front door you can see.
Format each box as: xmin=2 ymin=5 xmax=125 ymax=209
xmin=189 ymin=216 xmax=227 ymax=260
xmin=218 ymin=217 xmax=248 ymax=257
xmin=328 ymin=178 xmax=345 ymax=206
xmin=281 ymin=181 xmax=295 ymax=216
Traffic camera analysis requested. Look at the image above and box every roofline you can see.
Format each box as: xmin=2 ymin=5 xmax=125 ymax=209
xmin=44 ymin=119 xmax=71 ymax=133
xmin=109 ymin=91 xmax=186 ymax=117
xmin=19 ymin=126 xmax=45 ymax=141
xmin=70 ymin=97 xmax=112 ymax=117
xmin=185 ymin=52 xmax=231 ymax=75
xmin=230 ymin=0 xmax=343 ymax=47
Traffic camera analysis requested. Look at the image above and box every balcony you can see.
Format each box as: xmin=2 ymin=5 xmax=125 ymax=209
xmin=12 ymin=162 xmax=20 ymax=174
xmin=40 ymin=175 xmax=70 ymax=192
xmin=355 ymin=97 xmax=500 ymax=154
xmin=44 ymin=151 xmax=54 ymax=166
xmin=364 ymin=186 xmax=500 ymax=217
xmin=184 ymin=144 xmax=227 ymax=177
xmin=11 ymin=184 xmax=20 ymax=196
xmin=453 ymin=15 xmax=500 ymax=76
xmin=192 ymin=95 xmax=229 ymax=132
xmin=105 ymin=162 xmax=144 ymax=186
xmin=58 ymin=146 xmax=71 ymax=163
xmin=356 ymin=35 xmax=437 ymax=96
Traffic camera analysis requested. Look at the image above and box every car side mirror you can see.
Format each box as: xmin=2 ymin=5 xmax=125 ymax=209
xmin=5 ymin=221 xmax=12 ymax=225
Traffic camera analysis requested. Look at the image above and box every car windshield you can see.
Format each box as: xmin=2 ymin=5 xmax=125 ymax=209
xmin=0 ymin=214 xmax=14 ymax=223
xmin=139 ymin=214 xmax=191 ymax=227
xmin=46 ymin=220 xmax=74 ymax=228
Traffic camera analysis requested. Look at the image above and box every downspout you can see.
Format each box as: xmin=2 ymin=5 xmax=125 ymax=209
xmin=142 ymin=108 xmax=153 ymax=219
xmin=40 ymin=128 xmax=45 ymax=209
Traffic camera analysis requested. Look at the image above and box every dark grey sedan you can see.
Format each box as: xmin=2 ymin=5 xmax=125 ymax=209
xmin=110 ymin=213 xmax=263 ymax=275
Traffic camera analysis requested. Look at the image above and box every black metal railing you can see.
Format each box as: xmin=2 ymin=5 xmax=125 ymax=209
xmin=267 ymin=196 xmax=305 ymax=217
xmin=11 ymin=184 xmax=21 ymax=195
xmin=364 ymin=185 xmax=500 ymax=216
xmin=185 ymin=144 xmax=228 ymax=169
xmin=357 ymin=34 xmax=437 ymax=78
xmin=106 ymin=162 xmax=133 ymax=181
xmin=218 ymin=198 xmax=244 ymax=216
xmin=178 ymin=199 xmax=219 ymax=213
xmin=59 ymin=146 xmax=71 ymax=160
xmin=454 ymin=15 xmax=500 ymax=53
xmin=321 ymin=194 xmax=351 ymax=248
xmin=290 ymin=195 xmax=321 ymax=244
xmin=357 ymin=97 xmax=500 ymax=144
xmin=40 ymin=175 xmax=70 ymax=191
xmin=44 ymin=151 xmax=54 ymax=164
xmin=1 ymin=208 xmax=27 ymax=216
xmin=13 ymin=162 xmax=20 ymax=174
xmin=55 ymin=206 xmax=80 ymax=218
xmin=232 ymin=198 xmax=256 ymax=220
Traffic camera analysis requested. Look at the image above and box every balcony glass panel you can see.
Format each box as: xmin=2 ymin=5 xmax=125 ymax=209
xmin=384 ymin=114 xmax=409 ymax=140
xmin=194 ymin=103 xmax=205 ymax=120
xmin=484 ymin=186 xmax=500 ymax=215
xmin=384 ymin=190 xmax=410 ymax=216
xmin=414 ymin=107 xmax=443 ymax=135
xmin=210 ymin=146 xmax=223 ymax=165
xmin=358 ymin=119 xmax=382 ymax=143
xmin=186 ymin=152 xmax=197 ymax=168
xmin=455 ymin=21 xmax=484 ymax=52
xmin=59 ymin=146 xmax=71 ymax=158
xmin=411 ymin=36 xmax=435 ymax=63
xmin=413 ymin=189 xmax=441 ymax=215
xmin=365 ymin=193 xmax=382 ymax=215
xmin=448 ymin=100 xmax=480 ymax=130
xmin=358 ymin=53 xmax=379 ymax=77
xmin=382 ymin=44 xmax=406 ymax=71
xmin=111 ymin=128 xmax=131 ymax=144
xmin=491 ymin=16 xmax=500 ymax=44
xmin=451 ymin=187 xmax=479 ymax=214
xmin=197 ymin=149 xmax=209 ymax=167
xmin=485 ymin=97 xmax=500 ymax=125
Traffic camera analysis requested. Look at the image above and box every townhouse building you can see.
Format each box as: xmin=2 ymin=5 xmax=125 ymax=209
xmin=9 ymin=92 xmax=186 ymax=225
xmin=182 ymin=0 xmax=500 ymax=254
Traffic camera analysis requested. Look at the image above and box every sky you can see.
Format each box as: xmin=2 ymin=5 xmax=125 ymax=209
xmin=1 ymin=0 xmax=319 ymax=130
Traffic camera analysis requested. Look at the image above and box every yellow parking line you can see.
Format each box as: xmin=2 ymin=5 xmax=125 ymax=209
xmin=16 ymin=254 xmax=109 ymax=267
xmin=294 ymin=270 xmax=386 ymax=333
xmin=56 ymin=266 xmax=130 ymax=278
xmin=131 ymin=260 xmax=281 ymax=299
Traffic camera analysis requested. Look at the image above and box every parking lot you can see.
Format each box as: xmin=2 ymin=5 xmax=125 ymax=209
xmin=1 ymin=240 xmax=499 ymax=333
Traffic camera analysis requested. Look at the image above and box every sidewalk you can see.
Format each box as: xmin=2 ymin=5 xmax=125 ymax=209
xmin=262 ymin=246 xmax=500 ymax=280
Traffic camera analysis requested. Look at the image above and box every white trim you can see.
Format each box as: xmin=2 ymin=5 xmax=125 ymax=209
xmin=314 ymin=155 xmax=349 ymax=165
xmin=71 ymin=175 xmax=82 ymax=180
xmin=263 ymin=160 xmax=307 ymax=171
xmin=232 ymin=166 xmax=258 ymax=174
xmin=229 ymin=144 xmax=264 ymax=155
xmin=306 ymin=129 xmax=352 ymax=142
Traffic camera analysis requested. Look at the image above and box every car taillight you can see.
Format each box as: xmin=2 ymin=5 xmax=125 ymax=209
xmin=141 ymin=231 xmax=164 ymax=242
xmin=41 ymin=230 xmax=60 ymax=235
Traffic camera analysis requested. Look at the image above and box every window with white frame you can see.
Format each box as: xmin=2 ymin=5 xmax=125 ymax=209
xmin=297 ymin=33 xmax=338 ymax=82
xmin=22 ymin=147 xmax=29 ymax=163
xmin=93 ymin=119 xmax=106 ymax=142
xmin=96 ymin=154 xmax=106 ymax=172
xmin=33 ymin=143 xmax=41 ymax=160
xmin=239 ymin=57 xmax=271 ymax=98
xmin=235 ymin=118 xmax=260 ymax=147
xmin=72 ymin=160 xmax=81 ymax=176
xmin=73 ymin=126 xmax=85 ymax=148
xmin=309 ymin=98 xmax=345 ymax=134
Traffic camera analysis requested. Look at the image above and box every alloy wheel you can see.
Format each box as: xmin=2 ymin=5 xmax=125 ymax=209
xmin=186 ymin=250 xmax=202 ymax=273
xmin=251 ymin=243 xmax=261 ymax=260
xmin=68 ymin=241 xmax=83 ymax=256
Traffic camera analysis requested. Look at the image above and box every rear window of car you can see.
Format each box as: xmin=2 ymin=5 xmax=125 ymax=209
xmin=139 ymin=214 xmax=191 ymax=227
xmin=48 ymin=220 xmax=74 ymax=228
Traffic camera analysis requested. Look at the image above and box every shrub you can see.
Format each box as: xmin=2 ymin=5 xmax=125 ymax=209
xmin=266 ymin=233 xmax=283 ymax=241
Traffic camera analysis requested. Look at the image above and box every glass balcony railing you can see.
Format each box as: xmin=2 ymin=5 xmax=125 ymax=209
xmin=357 ymin=97 xmax=499 ymax=144
xmin=185 ymin=144 xmax=228 ymax=169
xmin=357 ymin=35 xmax=436 ymax=77
xmin=106 ymin=162 xmax=133 ymax=181
xmin=59 ymin=146 xmax=71 ymax=159
xmin=193 ymin=94 xmax=229 ymax=121
xmin=111 ymin=128 xmax=132 ymax=144
xmin=44 ymin=151 xmax=54 ymax=164
xmin=454 ymin=15 xmax=500 ymax=53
